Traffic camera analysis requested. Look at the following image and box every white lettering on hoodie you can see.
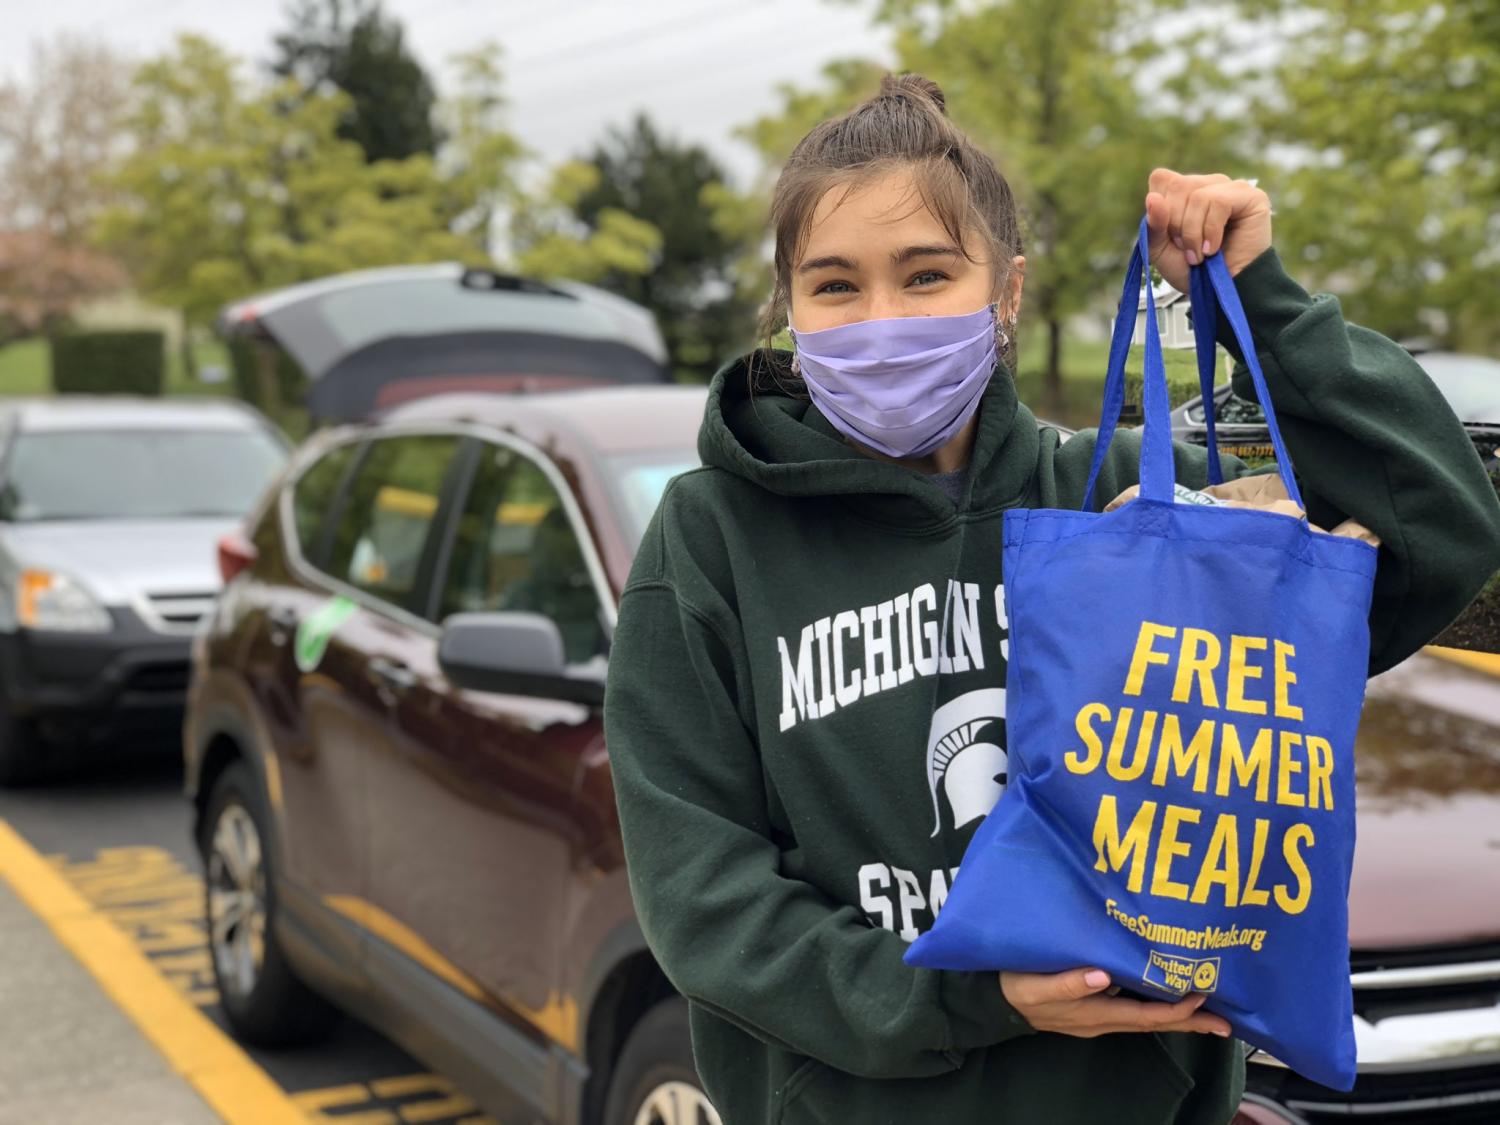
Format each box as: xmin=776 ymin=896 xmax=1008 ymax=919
xmin=777 ymin=578 xmax=989 ymax=732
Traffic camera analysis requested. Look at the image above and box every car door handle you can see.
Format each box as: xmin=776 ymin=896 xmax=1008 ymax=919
xmin=368 ymin=656 xmax=418 ymax=702
xmin=266 ymin=605 xmax=298 ymax=644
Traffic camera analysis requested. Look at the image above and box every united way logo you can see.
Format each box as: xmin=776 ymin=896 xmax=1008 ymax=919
xmin=925 ymin=688 xmax=1007 ymax=837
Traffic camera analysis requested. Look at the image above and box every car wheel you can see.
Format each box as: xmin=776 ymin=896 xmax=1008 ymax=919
xmin=604 ymin=998 xmax=721 ymax=1125
xmin=0 ymin=709 xmax=41 ymax=787
xmin=200 ymin=759 xmax=339 ymax=1046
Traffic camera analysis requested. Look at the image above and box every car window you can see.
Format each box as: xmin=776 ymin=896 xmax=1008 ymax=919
xmin=600 ymin=450 xmax=700 ymax=552
xmin=1215 ymin=393 xmax=1266 ymax=425
xmin=438 ymin=443 xmax=604 ymax=665
xmin=292 ymin=442 xmax=359 ymax=563
xmin=1415 ymin=354 xmax=1500 ymax=424
xmin=0 ymin=428 xmax=286 ymax=523
xmin=325 ymin=434 xmax=461 ymax=610
xmin=1211 ymin=353 xmax=1500 ymax=429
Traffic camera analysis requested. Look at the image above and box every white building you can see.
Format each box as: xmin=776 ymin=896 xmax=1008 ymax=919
xmin=1132 ymin=278 xmax=1195 ymax=349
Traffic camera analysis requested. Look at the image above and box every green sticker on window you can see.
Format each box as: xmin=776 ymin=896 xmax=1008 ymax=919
xmin=294 ymin=595 xmax=358 ymax=673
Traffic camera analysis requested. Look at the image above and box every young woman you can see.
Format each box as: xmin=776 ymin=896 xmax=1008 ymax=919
xmin=603 ymin=73 xmax=1500 ymax=1124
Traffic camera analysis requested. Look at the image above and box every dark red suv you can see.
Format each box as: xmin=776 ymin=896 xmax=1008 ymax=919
xmin=185 ymin=385 xmax=1500 ymax=1125
xmin=184 ymin=386 xmax=709 ymax=1124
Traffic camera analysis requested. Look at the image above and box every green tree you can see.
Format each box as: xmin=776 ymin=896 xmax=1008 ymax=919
xmin=1244 ymin=0 xmax=1500 ymax=352
xmin=507 ymin=160 xmax=662 ymax=287
xmin=270 ymin=0 xmax=441 ymax=163
xmin=96 ymin=35 xmax=480 ymax=326
xmin=715 ymin=57 xmax=895 ymax=353
xmin=441 ymin=44 xmax=528 ymax=255
xmin=727 ymin=3 xmax=1244 ymax=407
xmin=96 ymin=32 xmax=661 ymax=384
xmin=572 ymin=113 xmax=758 ymax=381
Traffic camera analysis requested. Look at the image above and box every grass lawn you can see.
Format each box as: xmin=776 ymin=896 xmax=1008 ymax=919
xmin=0 ymin=337 xmax=236 ymax=400
xmin=0 ymin=339 xmax=49 ymax=396
xmin=1013 ymin=333 xmax=1212 ymax=430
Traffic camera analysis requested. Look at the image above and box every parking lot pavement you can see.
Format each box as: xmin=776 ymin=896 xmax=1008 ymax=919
xmin=0 ymin=756 xmax=495 ymax=1125
xmin=0 ymin=837 xmax=224 ymax=1124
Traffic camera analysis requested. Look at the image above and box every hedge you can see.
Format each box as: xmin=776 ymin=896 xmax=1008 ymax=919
xmin=50 ymin=330 xmax=165 ymax=396
xmin=1120 ymin=352 xmax=1209 ymax=424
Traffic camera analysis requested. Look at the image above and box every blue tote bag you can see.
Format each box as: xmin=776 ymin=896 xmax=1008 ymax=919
xmin=906 ymin=218 xmax=1377 ymax=1091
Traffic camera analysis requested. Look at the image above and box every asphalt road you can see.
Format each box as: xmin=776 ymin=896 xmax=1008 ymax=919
xmin=0 ymin=746 xmax=494 ymax=1125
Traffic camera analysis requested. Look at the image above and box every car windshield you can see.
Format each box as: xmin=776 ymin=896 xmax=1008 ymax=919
xmin=603 ymin=451 xmax=701 ymax=550
xmin=1198 ymin=352 xmax=1500 ymax=426
xmin=0 ymin=428 xmax=288 ymax=522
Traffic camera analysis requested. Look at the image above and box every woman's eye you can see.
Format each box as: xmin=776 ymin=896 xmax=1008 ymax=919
xmin=814 ymin=272 xmax=946 ymax=296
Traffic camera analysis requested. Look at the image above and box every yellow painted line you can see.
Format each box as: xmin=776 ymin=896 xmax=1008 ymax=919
xmin=1426 ymin=644 xmax=1500 ymax=679
xmin=0 ymin=819 xmax=306 ymax=1125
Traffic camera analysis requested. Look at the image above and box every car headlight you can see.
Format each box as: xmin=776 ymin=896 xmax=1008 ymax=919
xmin=18 ymin=569 xmax=113 ymax=633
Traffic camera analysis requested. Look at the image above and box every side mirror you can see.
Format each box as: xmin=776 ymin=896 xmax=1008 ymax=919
xmin=437 ymin=611 xmax=604 ymax=706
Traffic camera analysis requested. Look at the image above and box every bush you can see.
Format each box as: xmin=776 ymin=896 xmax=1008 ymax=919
xmin=1120 ymin=348 xmax=1210 ymax=423
xmin=51 ymin=330 xmax=165 ymax=396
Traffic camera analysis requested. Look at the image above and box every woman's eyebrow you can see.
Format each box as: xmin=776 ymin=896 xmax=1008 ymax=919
xmin=797 ymin=244 xmax=962 ymax=274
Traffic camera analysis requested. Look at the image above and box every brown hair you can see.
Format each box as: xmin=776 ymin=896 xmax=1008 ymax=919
xmin=750 ymin=72 xmax=1025 ymax=396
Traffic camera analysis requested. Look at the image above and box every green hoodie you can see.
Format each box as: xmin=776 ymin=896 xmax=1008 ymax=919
xmin=602 ymin=247 xmax=1500 ymax=1125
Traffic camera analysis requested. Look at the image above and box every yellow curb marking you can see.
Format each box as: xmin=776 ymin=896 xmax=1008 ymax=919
xmin=50 ymin=846 xmax=220 ymax=1005
xmin=43 ymin=843 xmax=494 ymax=1123
xmin=1426 ymin=644 xmax=1500 ymax=679
xmin=0 ymin=819 xmax=305 ymax=1125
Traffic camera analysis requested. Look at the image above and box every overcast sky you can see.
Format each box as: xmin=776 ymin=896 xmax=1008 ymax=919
xmin=3 ymin=0 xmax=895 ymax=189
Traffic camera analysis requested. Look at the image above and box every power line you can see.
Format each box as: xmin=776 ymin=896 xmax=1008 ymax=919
xmin=521 ymin=32 xmax=891 ymax=129
xmin=505 ymin=0 xmax=753 ymax=71
xmin=109 ymin=0 xmax=194 ymax=24
xmin=422 ymin=0 xmax=614 ymax=39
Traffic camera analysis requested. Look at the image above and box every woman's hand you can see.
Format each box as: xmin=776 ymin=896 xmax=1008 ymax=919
xmin=1145 ymin=168 xmax=1273 ymax=293
xmin=1001 ymin=967 xmax=1234 ymax=1038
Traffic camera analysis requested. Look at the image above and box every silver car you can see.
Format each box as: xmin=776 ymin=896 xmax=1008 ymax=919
xmin=0 ymin=396 xmax=288 ymax=783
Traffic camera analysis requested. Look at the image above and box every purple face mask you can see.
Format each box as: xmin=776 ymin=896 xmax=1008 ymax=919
xmin=789 ymin=303 xmax=998 ymax=460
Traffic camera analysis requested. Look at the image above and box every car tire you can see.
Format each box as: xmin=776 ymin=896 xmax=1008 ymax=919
xmin=603 ymin=997 xmax=721 ymax=1125
xmin=199 ymin=759 xmax=340 ymax=1046
xmin=0 ymin=709 xmax=41 ymax=787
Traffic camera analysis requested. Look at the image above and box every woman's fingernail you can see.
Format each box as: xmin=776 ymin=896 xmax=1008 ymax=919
xmin=1186 ymin=249 xmax=1200 ymax=265
xmin=1214 ymin=1029 xmax=1230 ymax=1037
xmin=1172 ymin=235 xmax=1184 ymax=250
xmin=1201 ymin=239 xmax=1212 ymax=255
xmin=1084 ymin=970 xmax=1110 ymax=987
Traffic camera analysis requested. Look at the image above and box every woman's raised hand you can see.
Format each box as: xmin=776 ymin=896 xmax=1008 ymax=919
xmin=1000 ymin=968 xmax=1234 ymax=1038
xmin=1144 ymin=168 xmax=1273 ymax=293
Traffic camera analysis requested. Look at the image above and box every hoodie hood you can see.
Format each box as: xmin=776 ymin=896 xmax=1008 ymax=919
xmin=698 ymin=348 xmax=1042 ymax=531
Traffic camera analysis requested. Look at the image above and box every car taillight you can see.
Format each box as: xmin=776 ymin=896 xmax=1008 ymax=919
xmin=217 ymin=531 xmax=258 ymax=584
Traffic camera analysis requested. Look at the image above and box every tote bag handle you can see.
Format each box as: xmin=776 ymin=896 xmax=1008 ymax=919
xmin=1081 ymin=216 xmax=1304 ymax=512
xmin=1188 ymin=258 xmax=1224 ymax=486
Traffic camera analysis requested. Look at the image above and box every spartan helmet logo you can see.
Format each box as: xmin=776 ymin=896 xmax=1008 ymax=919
xmin=926 ymin=688 xmax=1008 ymax=837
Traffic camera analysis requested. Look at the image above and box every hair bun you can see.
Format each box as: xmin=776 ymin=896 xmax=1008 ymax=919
xmin=879 ymin=72 xmax=948 ymax=116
